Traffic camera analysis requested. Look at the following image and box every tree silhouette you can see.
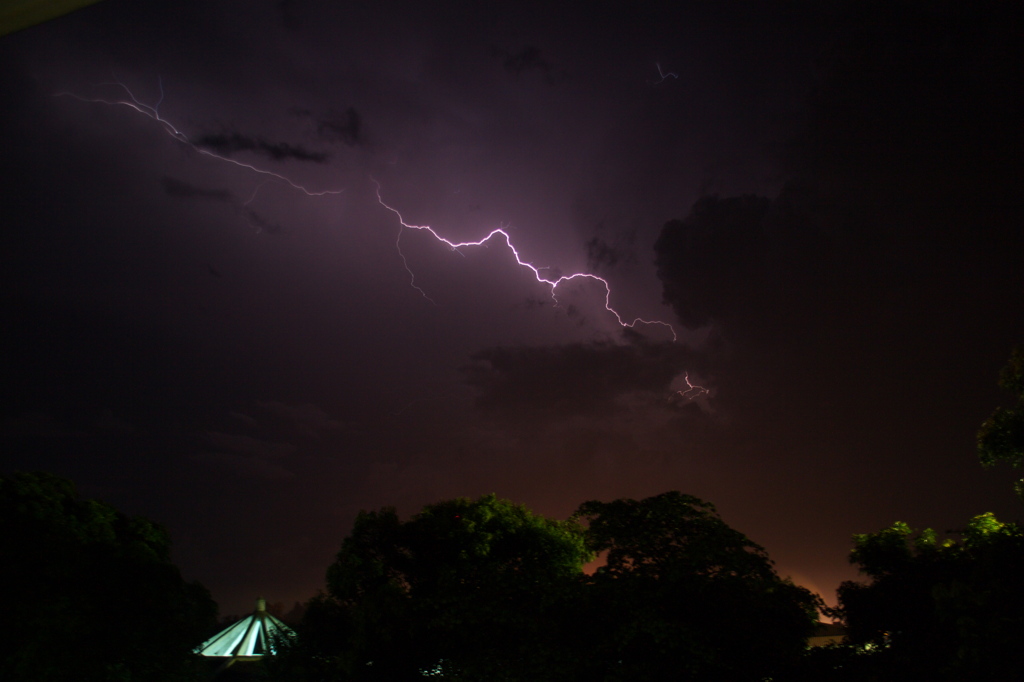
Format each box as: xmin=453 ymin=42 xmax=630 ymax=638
xmin=835 ymin=513 xmax=1024 ymax=680
xmin=289 ymin=492 xmax=821 ymax=681
xmin=295 ymin=494 xmax=590 ymax=681
xmin=575 ymin=492 xmax=819 ymax=682
xmin=977 ymin=346 xmax=1024 ymax=500
xmin=0 ymin=471 xmax=217 ymax=681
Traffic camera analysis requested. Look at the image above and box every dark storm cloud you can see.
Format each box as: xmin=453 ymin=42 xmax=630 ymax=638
xmin=654 ymin=195 xmax=777 ymax=330
xmin=463 ymin=341 xmax=701 ymax=420
xmin=648 ymin=2 xmax=1024 ymax=565
xmin=161 ymin=176 xmax=233 ymax=202
xmin=653 ymin=1 xmax=1023 ymax=341
xmin=291 ymin=107 xmax=364 ymax=147
xmin=197 ymin=132 xmax=330 ymax=163
xmin=502 ymin=46 xmax=550 ymax=76
xmin=585 ymin=233 xmax=635 ymax=272
xmin=317 ymin=109 xmax=362 ymax=147
xmin=494 ymin=45 xmax=563 ymax=83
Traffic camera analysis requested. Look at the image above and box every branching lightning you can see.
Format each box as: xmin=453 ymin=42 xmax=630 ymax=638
xmin=677 ymin=372 xmax=709 ymax=400
xmin=55 ymin=79 xmax=344 ymax=197
xmin=374 ymin=181 xmax=677 ymax=341
xmin=60 ymin=80 xmax=709 ymax=401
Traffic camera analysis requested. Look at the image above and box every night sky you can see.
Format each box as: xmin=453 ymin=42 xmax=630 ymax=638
xmin=2 ymin=0 xmax=1021 ymax=617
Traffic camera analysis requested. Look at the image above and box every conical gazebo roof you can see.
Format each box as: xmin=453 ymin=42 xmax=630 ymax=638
xmin=196 ymin=598 xmax=296 ymax=660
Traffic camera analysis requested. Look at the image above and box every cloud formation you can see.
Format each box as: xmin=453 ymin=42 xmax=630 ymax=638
xmin=197 ymin=132 xmax=330 ymax=163
xmin=161 ymin=176 xmax=233 ymax=202
xmin=464 ymin=340 xmax=701 ymax=421
xmin=316 ymin=109 xmax=362 ymax=147
xmin=494 ymin=45 xmax=563 ymax=83
xmin=585 ymin=233 xmax=635 ymax=272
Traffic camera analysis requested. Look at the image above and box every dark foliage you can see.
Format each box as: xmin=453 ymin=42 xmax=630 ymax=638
xmin=0 ymin=472 xmax=217 ymax=681
xmin=574 ymin=492 xmax=820 ymax=681
xmin=280 ymin=494 xmax=591 ymax=681
xmin=283 ymin=491 xmax=819 ymax=681
xmin=833 ymin=515 xmax=1024 ymax=680
xmin=977 ymin=347 xmax=1024 ymax=500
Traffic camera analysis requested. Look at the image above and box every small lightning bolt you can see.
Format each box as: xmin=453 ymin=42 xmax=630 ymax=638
xmin=654 ymin=62 xmax=679 ymax=85
xmin=243 ymin=181 xmax=274 ymax=206
xmin=55 ymin=79 xmax=344 ymax=197
xmin=676 ymin=372 xmax=708 ymax=400
xmin=374 ymin=181 xmax=677 ymax=340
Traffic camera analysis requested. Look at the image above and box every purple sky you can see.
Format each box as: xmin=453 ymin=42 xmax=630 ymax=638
xmin=2 ymin=0 xmax=1021 ymax=616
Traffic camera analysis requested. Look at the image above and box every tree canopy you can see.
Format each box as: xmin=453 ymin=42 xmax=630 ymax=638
xmin=290 ymin=491 xmax=820 ymax=682
xmin=577 ymin=491 xmax=779 ymax=582
xmin=574 ymin=492 xmax=819 ymax=682
xmin=977 ymin=346 xmax=1024 ymax=500
xmin=834 ymin=513 xmax=1024 ymax=680
xmin=0 ymin=471 xmax=217 ymax=681
xmin=295 ymin=494 xmax=591 ymax=681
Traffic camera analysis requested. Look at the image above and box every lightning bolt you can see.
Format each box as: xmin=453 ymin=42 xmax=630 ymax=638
xmin=654 ymin=62 xmax=679 ymax=84
xmin=59 ymin=80 xmax=704 ymax=391
xmin=374 ymin=181 xmax=677 ymax=341
xmin=243 ymin=180 xmax=276 ymax=206
xmin=676 ymin=372 xmax=708 ymax=400
xmin=55 ymin=79 xmax=344 ymax=197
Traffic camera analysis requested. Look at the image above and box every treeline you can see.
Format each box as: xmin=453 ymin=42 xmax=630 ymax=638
xmin=273 ymin=491 xmax=819 ymax=682
xmin=269 ymin=494 xmax=1023 ymax=682
xmin=2 ymin=350 xmax=1021 ymax=680
xmin=267 ymin=348 xmax=1024 ymax=681
xmin=4 ymin=475 xmax=1022 ymax=682
xmin=820 ymin=512 xmax=1024 ymax=680
xmin=0 ymin=471 xmax=217 ymax=681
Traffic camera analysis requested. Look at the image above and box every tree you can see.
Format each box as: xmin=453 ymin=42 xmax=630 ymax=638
xmin=977 ymin=346 xmax=1024 ymax=500
xmin=294 ymin=494 xmax=592 ymax=681
xmin=288 ymin=492 xmax=823 ymax=681
xmin=574 ymin=492 xmax=820 ymax=682
xmin=0 ymin=471 xmax=217 ymax=681
xmin=835 ymin=513 xmax=1024 ymax=680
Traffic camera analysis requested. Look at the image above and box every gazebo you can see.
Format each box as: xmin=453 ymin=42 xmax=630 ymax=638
xmin=196 ymin=598 xmax=296 ymax=665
